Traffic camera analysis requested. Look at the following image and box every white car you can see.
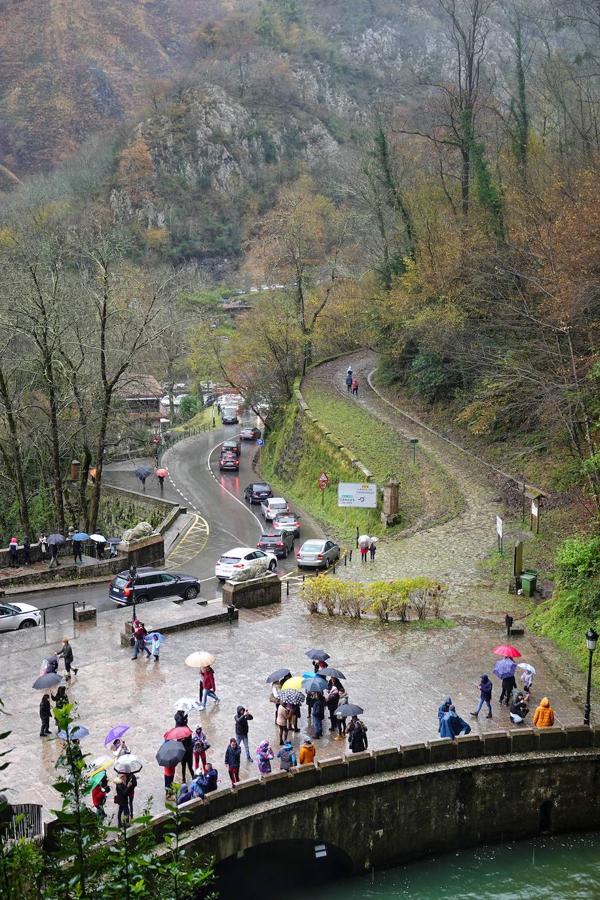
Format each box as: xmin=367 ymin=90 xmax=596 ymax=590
xmin=0 ymin=601 xmax=42 ymax=631
xmin=215 ymin=547 xmax=278 ymax=582
xmin=260 ymin=497 xmax=289 ymax=521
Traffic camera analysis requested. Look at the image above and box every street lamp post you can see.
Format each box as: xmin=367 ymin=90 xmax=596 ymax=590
xmin=584 ymin=627 xmax=598 ymax=726
xmin=129 ymin=564 xmax=138 ymax=621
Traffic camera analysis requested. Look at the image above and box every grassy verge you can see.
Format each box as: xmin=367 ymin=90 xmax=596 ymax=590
xmin=173 ymin=407 xmax=217 ymax=433
xmin=302 ymin=383 xmax=464 ymax=532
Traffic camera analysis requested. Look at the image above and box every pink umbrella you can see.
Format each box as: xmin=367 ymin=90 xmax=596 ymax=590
xmin=163 ymin=725 xmax=192 ymax=741
xmin=155 ymin=468 xmax=168 ymax=478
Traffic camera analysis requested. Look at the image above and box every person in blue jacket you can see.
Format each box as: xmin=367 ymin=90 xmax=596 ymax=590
xmin=437 ymin=696 xmax=452 ymax=724
xmin=471 ymin=674 xmax=493 ymax=719
xmin=439 ymin=706 xmax=472 ymax=740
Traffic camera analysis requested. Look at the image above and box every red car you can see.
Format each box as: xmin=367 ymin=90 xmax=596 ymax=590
xmin=219 ymin=452 xmax=239 ymax=471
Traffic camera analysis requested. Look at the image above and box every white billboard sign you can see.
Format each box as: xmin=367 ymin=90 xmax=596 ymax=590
xmin=337 ymin=482 xmax=377 ymax=509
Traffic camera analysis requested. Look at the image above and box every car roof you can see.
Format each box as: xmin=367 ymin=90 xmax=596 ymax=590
xmin=267 ymin=497 xmax=286 ymax=503
xmin=117 ymin=567 xmax=163 ymax=577
xmin=248 ymin=482 xmax=270 ymax=489
xmin=221 ymin=547 xmax=258 ymax=556
xmin=259 ymin=533 xmax=280 ymax=538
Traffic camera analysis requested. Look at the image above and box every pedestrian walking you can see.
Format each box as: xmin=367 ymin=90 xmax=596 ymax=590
xmin=140 ymin=474 xmax=147 ymax=492
xmin=471 ymin=674 xmax=493 ymax=719
xmin=368 ymin=537 xmax=377 ymax=561
xmin=198 ymin=666 xmax=219 ymax=708
xmin=48 ymin=543 xmax=59 ymax=569
xmin=351 ymin=378 xmax=359 ymax=396
xmin=277 ymin=740 xmax=296 ymax=771
xmin=126 ymin=771 xmax=137 ymax=818
xmin=532 ymin=697 xmax=555 ymax=728
xmin=347 ymin=716 xmax=368 ymax=753
xmin=22 ymin=535 xmax=31 ymax=566
xmin=51 ymin=685 xmax=68 ymax=711
xmin=158 ymin=474 xmax=165 ymax=493
xmin=234 ymin=706 xmax=253 ymax=761
xmin=131 ymin=619 xmax=151 ymax=660
xmin=72 ymin=539 xmax=83 ymax=564
xmin=192 ymin=725 xmax=210 ymax=772
xmin=256 ymin=740 xmax=274 ymax=775
xmin=345 ymin=372 xmax=353 ymax=393
xmin=92 ymin=774 xmax=110 ymax=819
xmin=499 ymin=673 xmax=516 ymax=707
xmin=505 ymin=613 xmax=514 ymax=637
xmin=39 ymin=533 xmax=48 ymax=561
xmin=276 ymin=703 xmax=292 ymax=745
xmin=96 ymin=540 xmax=106 ymax=560
xmin=358 ymin=534 xmax=369 ymax=564
xmin=299 ymin=738 xmax=316 ymax=765
xmin=57 ymin=638 xmax=78 ymax=680
xmin=115 ymin=774 xmax=130 ymax=827
xmin=225 ymin=738 xmax=241 ymax=785
xmin=311 ymin=693 xmax=325 ymax=739
xmin=39 ymin=693 xmax=51 ymax=737
xmin=148 ymin=633 xmax=161 ymax=661
xmin=510 ymin=693 xmax=529 ymax=725
xmin=520 ymin=668 xmax=534 ymax=702
xmin=8 ymin=537 xmax=18 ymax=568
xmin=439 ymin=706 xmax=471 ymax=740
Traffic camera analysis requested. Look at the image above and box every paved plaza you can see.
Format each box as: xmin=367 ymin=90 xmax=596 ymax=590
xmin=2 ymin=585 xmax=590 ymax=823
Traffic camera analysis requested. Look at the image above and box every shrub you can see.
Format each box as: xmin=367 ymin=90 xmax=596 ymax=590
xmin=300 ymin=575 xmax=340 ymax=614
xmin=555 ymin=536 xmax=600 ymax=588
xmin=367 ymin=580 xmax=411 ymax=622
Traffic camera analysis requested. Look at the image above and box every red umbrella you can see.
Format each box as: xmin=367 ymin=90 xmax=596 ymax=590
xmin=493 ymin=644 xmax=522 ymax=659
xmin=155 ymin=468 xmax=169 ymax=478
xmin=163 ymin=725 xmax=192 ymax=741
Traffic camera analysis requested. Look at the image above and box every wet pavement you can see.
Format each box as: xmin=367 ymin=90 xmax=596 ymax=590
xmin=2 ymin=585 xmax=590 ymax=823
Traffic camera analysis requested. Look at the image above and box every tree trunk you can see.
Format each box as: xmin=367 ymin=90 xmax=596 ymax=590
xmin=0 ymin=365 xmax=31 ymax=536
xmin=89 ymin=391 xmax=112 ymax=534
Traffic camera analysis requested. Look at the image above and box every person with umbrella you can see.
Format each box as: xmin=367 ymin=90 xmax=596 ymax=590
xmin=369 ymin=536 xmax=377 ymax=561
xmin=518 ymin=663 xmax=535 ymax=702
xmin=155 ymin=467 xmax=168 ymax=493
xmin=499 ymin=667 xmax=517 ymax=707
xmin=311 ymin=692 xmax=325 ymax=739
xmin=276 ymin=702 xmax=292 ymax=745
xmin=56 ymin=638 xmax=78 ymax=680
xmin=471 ymin=674 xmax=493 ymax=719
xmin=234 ymin=706 xmax=253 ymax=762
xmin=324 ymin=679 xmax=341 ymax=732
xmin=358 ymin=534 xmax=369 ymax=564
xmin=146 ymin=632 xmax=163 ymax=662
xmin=135 ymin=465 xmax=152 ymax=492
xmin=91 ymin=774 xmax=111 ymax=819
xmin=72 ymin=532 xmax=88 ymax=564
xmin=39 ymin=693 xmax=51 ymax=737
xmin=115 ymin=774 xmax=130 ymax=827
xmin=347 ymin=716 xmax=368 ymax=753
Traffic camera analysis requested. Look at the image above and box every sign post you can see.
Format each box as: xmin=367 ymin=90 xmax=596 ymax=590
xmin=530 ymin=496 xmax=540 ymax=534
xmin=318 ymin=471 xmax=329 ymax=506
xmin=496 ymin=515 xmax=504 ymax=554
xmin=409 ymin=438 xmax=419 ymax=464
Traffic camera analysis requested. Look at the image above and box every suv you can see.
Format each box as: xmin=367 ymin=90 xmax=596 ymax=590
xmin=215 ymin=547 xmax=277 ymax=582
xmin=219 ymin=451 xmax=239 ymax=471
xmin=0 ymin=601 xmax=41 ymax=631
xmin=221 ymin=439 xmax=241 ymax=456
xmin=244 ymin=482 xmax=273 ymax=504
xmin=272 ymin=512 xmax=301 ymax=538
xmin=261 ymin=497 xmax=289 ymax=521
xmin=257 ymin=531 xmax=295 ymax=558
xmin=240 ymin=426 xmax=261 ymax=441
xmin=109 ymin=569 xmax=200 ymax=605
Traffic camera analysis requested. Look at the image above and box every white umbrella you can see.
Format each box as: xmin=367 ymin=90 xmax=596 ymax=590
xmin=174 ymin=697 xmax=202 ymax=713
xmin=114 ymin=754 xmax=143 ymax=774
xmin=516 ymin=663 xmax=536 ymax=674
xmin=89 ymin=533 xmax=107 ymax=543
xmin=185 ymin=651 xmax=215 ymax=668
xmin=358 ymin=534 xmax=370 ymax=548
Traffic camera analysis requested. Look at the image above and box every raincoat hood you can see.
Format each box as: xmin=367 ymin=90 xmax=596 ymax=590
xmin=257 ymin=741 xmax=270 ymax=752
xmin=282 ymin=741 xmax=293 ymax=750
xmin=481 ymin=675 xmax=490 ymax=684
xmin=539 ymin=697 xmax=550 ymax=707
xmin=237 ymin=706 xmax=245 ymax=716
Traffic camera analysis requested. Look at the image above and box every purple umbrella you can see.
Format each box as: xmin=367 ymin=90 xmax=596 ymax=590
xmin=104 ymin=724 xmax=130 ymax=746
xmin=493 ymin=659 xmax=516 ymax=679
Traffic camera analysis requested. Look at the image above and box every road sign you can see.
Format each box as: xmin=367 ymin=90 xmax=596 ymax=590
xmin=496 ymin=515 xmax=504 ymax=554
xmin=318 ymin=472 xmax=329 ymax=491
xmin=337 ymin=482 xmax=377 ymax=508
xmin=257 ymin=438 xmax=264 ymax=446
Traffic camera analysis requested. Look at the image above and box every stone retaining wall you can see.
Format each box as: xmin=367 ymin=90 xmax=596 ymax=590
xmin=221 ymin=573 xmax=282 ymax=609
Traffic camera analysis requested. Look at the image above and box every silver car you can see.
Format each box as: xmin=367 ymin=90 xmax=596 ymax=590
xmin=296 ymin=539 xmax=341 ymax=569
xmin=0 ymin=601 xmax=42 ymax=631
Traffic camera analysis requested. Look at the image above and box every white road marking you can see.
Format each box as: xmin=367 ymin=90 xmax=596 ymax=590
xmin=206 ymin=441 xmax=264 ymax=534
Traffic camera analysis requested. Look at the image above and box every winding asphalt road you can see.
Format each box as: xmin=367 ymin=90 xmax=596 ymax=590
xmin=7 ymin=423 xmax=320 ymax=627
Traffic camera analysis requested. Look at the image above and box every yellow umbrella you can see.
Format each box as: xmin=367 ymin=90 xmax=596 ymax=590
xmin=280 ymin=675 xmax=303 ymax=690
xmin=185 ymin=651 xmax=215 ymax=668
xmin=86 ymin=756 xmax=112 ymax=778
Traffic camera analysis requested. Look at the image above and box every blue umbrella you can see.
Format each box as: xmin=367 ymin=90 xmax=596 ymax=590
xmin=72 ymin=532 xmax=89 ymax=541
xmin=47 ymin=533 xmax=65 ymax=546
xmin=135 ymin=465 xmax=153 ymax=479
xmin=302 ymin=671 xmax=326 ymax=679
xmin=58 ymin=724 xmax=90 ymax=741
xmin=302 ymin=677 xmax=327 ymax=693
xmin=493 ymin=659 xmax=516 ymax=679
xmin=144 ymin=632 xmax=166 ymax=644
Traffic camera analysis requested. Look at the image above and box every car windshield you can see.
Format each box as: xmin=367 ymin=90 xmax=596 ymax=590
xmin=113 ymin=576 xmax=128 ymax=588
xmin=276 ymin=515 xmax=295 ymax=522
xmin=259 ymin=535 xmax=279 ymax=543
xmin=302 ymin=541 xmax=323 ymax=551
xmin=254 ymin=484 xmax=270 ymax=491
xmin=5 ymin=604 xmax=21 ymax=613
xmin=271 ymin=500 xmax=286 ymax=508
xmin=219 ymin=555 xmax=241 ymax=564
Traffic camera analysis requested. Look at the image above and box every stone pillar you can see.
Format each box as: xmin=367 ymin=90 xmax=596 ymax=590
xmin=381 ymin=481 xmax=400 ymax=526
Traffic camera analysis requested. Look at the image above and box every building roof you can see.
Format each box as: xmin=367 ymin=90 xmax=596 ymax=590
xmin=117 ymin=374 xmax=163 ymax=401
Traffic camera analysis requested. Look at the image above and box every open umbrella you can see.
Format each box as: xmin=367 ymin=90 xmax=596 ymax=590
xmin=58 ymin=724 xmax=90 ymax=741
xmin=72 ymin=532 xmax=89 ymax=541
xmin=280 ymin=675 xmax=303 ymax=690
xmin=336 ymin=703 xmax=364 ymax=718
xmin=302 ymin=670 xmax=326 ymax=680
xmin=114 ymin=754 xmax=143 ymax=775
xmin=33 ymin=673 xmax=62 ymax=690
xmin=358 ymin=534 xmax=370 ymax=548
xmin=517 ymin=663 xmax=536 ymax=674
xmin=493 ymin=659 xmax=517 ymax=679
xmin=302 ymin=677 xmax=327 ymax=693
xmin=155 ymin=468 xmax=169 ymax=478
xmin=164 ymin=725 xmax=192 ymax=742
xmin=104 ymin=724 xmax=130 ymax=746
xmin=493 ymin=644 xmax=522 ymax=659
xmin=266 ymin=668 xmax=292 ymax=684
xmin=47 ymin=533 xmax=65 ymax=546
xmin=87 ymin=756 xmax=113 ymax=778
xmin=173 ymin=698 xmax=201 ymax=714
xmin=305 ymin=649 xmax=330 ymax=661
xmin=83 ymin=769 xmax=109 ymax=795
xmin=185 ymin=651 xmax=215 ymax=668
xmin=144 ymin=632 xmax=166 ymax=645
xmin=156 ymin=740 xmax=185 ymax=767
xmin=135 ymin=465 xmax=153 ymax=479
xmin=89 ymin=533 xmax=106 ymax=543
xmin=278 ymin=689 xmax=305 ymax=705
xmin=107 ymin=537 xmax=121 ymax=545
xmin=319 ymin=667 xmax=346 ymax=679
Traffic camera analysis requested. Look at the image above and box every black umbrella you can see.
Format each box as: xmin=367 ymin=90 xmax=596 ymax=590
xmin=155 ymin=740 xmax=185 ymax=767
xmin=33 ymin=673 xmax=62 ymax=690
xmin=135 ymin=465 xmax=153 ymax=479
xmin=305 ymin=648 xmax=330 ymax=661
xmin=302 ymin=677 xmax=327 ymax=693
xmin=336 ymin=703 xmax=364 ymax=718
xmin=266 ymin=668 xmax=292 ymax=684
xmin=47 ymin=533 xmax=65 ymax=546
xmin=319 ymin=667 xmax=346 ymax=679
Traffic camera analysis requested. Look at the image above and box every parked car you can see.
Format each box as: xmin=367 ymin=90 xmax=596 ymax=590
xmin=109 ymin=569 xmax=200 ymax=605
xmin=215 ymin=547 xmax=277 ymax=582
xmin=257 ymin=531 xmax=295 ymax=558
xmin=0 ymin=601 xmax=41 ymax=631
xmin=261 ymin=497 xmax=289 ymax=521
xmin=272 ymin=512 xmax=301 ymax=538
xmin=296 ymin=539 xmax=341 ymax=569
xmin=240 ymin=426 xmax=261 ymax=441
xmin=221 ymin=439 xmax=241 ymax=456
xmin=244 ymin=482 xmax=273 ymax=504
xmin=219 ymin=451 xmax=239 ymax=471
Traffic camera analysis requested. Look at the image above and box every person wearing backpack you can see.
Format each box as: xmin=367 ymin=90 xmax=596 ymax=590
xmin=225 ymin=738 xmax=241 ymax=785
xmin=347 ymin=716 xmax=368 ymax=753
xmin=276 ymin=741 xmax=296 ymax=771
xmin=193 ymin=725 xmax=210 ymax=772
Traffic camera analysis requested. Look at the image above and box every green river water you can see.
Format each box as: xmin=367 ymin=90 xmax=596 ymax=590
xmin=307 ymin=833 xmax=600 ymax=899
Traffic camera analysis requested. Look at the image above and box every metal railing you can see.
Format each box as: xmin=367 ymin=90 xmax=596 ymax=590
xmin=7 ymin=803 xmax=43 ymax=841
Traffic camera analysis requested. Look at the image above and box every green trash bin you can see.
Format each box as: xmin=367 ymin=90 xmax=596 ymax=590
xmin=520 ymin=570 xmax=538 ymax=597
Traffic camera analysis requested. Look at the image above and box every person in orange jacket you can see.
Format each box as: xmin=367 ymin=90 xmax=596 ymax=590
xmin=299 ymin=738 xmax=316 ymax=765
xmin=532 ymin=697 xmax=555 ymax=728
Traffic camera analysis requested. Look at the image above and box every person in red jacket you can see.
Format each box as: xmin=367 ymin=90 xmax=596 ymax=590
xmin=131 ymin=618 xmax=151 ymax=660
xmin=199 ymin=666 xmax=220 ymax=710
xmin=91 ymin=774 xmax=110 ymax=819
